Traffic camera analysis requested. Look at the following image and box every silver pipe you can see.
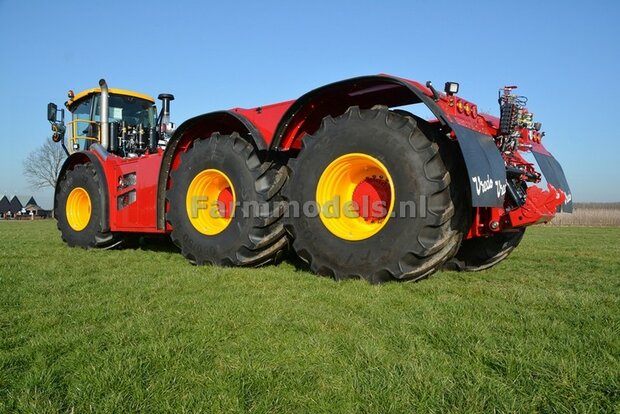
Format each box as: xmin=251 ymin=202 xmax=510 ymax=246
xmin=99 ymin=79 xmax=109 ymax=150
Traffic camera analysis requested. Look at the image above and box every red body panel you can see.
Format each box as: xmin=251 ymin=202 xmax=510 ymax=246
xmin=92 ymin=150 xmax=165 ymax=233
xmin=232 ymin=101 xmax=293 ymax=147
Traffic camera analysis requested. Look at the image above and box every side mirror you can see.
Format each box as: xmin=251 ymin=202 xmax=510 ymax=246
xmin=47 ymin=102 xmax=58 ymax=123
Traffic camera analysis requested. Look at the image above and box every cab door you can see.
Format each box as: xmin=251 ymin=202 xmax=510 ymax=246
xmin=69 ymin=95 xmax=99 ymax=151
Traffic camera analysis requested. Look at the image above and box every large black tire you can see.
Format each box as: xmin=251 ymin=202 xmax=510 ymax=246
xmin=396 ymin=110 xmax=472 ymax=265
xmin=443 ymin=228 xmax=526 ymax=271
xmin=55 ymin=163 xmax=120 ymax=248
xmin=166 ymin=133 xmax=289 ymax=266
xmin=284 ymin=106 xmax=468 ymax=283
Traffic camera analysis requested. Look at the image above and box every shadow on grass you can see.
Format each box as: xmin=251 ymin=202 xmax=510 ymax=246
xmin=118 ymin=236 xmax=318 ymax=277
xmin=117 ymin=234 xmax=181 ymax=253
xmin=115 ymin=235 xmax=310 ymax=270
xmin=280 ymin=251 xmax=312 ymax=273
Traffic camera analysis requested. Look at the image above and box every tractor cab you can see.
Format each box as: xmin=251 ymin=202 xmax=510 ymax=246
xmin=47 ymin=80 xmax=174 ymax=157
xmin=65 ymin=88 xmax=156 ymax=154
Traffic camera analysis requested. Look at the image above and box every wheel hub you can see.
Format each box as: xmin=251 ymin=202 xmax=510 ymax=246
xmin=217 ymin=186 xmax=234 ymax=219
xmin=352 ymin=176 xmax=391 ymax=223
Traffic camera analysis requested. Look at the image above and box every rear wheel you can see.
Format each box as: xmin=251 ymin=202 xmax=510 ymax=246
xmin=166 ymin=133 xmax=289 ymax=266
xmin=443 ymin=228 xmax=526 ymax=271
xmin=55 ymin=163 xmax=120 ymax=248
xmin=284 ymin=106 xmax=467 ymax=283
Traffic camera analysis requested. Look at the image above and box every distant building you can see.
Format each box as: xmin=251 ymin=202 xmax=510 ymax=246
xmin=0 ymin=196 xmax=10 ymax=218
xmin=0 ymin=195 xmax=50 ymax=219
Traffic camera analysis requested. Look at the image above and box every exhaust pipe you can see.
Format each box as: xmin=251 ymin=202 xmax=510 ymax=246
xmin=158 ymin=93 xmax=175 ymax=128
xmin=99 ymin=79 xmax=109 ymax=150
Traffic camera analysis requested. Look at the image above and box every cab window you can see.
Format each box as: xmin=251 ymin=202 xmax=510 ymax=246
xmin=94 ymin=94 xmax=156 ymax=128
xmin=70 ymin=96 xmax=96 ymax=150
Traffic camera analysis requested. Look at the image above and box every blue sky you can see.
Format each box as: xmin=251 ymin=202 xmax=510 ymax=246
xmin=1 ymin=0 xmax=619 ymax=208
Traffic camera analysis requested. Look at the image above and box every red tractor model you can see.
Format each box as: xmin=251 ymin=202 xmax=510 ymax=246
xmin=47 ymin=75 xmax=571 ymax=282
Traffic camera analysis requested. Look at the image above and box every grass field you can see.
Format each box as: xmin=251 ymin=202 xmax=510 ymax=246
xmin=1 ymin=221 xmax=619 ymax=413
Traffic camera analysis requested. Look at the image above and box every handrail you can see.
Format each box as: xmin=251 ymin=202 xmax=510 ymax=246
xmin=67 ymin=118 xmax=100 ymax=152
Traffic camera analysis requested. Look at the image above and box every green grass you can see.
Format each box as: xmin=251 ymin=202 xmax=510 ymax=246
xmin=1 ymin=221 xmax=619 ymax=413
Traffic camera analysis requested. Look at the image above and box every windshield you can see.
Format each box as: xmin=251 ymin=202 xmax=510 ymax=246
xmin=94 ymin=94 xmax=157 ymax=128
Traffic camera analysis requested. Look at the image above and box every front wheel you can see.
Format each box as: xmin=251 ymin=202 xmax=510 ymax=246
xmin=55 ymin=163 xmax=120 ymax=248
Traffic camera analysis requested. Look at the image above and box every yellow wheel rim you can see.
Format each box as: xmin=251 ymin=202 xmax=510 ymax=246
xmin=316 ymin=153 xmax=395 ymax=241
xmin=66 ymin=187 xmax=92 ymax=231
xmin=186 ymin=169 xmax=236 ymax=236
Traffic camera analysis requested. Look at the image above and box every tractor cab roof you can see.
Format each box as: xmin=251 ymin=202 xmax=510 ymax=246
xmin=66 ymin=87 xmax=155 ymax=109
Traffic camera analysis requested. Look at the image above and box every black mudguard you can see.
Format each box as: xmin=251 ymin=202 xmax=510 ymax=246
xmin=450 ymin=124 xmax=507 ymax=207
xmin=531 ymin=145 xmax=573 ymax=212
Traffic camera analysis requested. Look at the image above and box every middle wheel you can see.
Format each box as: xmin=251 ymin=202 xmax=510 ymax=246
xmin=284 ymin=106 xmax=466 ymax=283
xmin=166 ymin=133 xmax=289 ymax=266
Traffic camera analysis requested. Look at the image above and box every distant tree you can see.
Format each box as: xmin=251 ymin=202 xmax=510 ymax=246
xmin=23 ymin=138 xmax=66 ymax=190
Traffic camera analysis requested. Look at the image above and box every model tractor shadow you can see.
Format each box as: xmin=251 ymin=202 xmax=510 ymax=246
xmin=119 ymin=235 xmax=299 ymax=267
xmin=120 ymin=235 xmax=180 ymax=254
xmin=116 ymin=235 xmax=319 ymax=278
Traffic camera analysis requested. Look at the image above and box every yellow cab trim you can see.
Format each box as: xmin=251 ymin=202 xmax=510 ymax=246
xmin=66 ymin=87 xmax=155 ymax=109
